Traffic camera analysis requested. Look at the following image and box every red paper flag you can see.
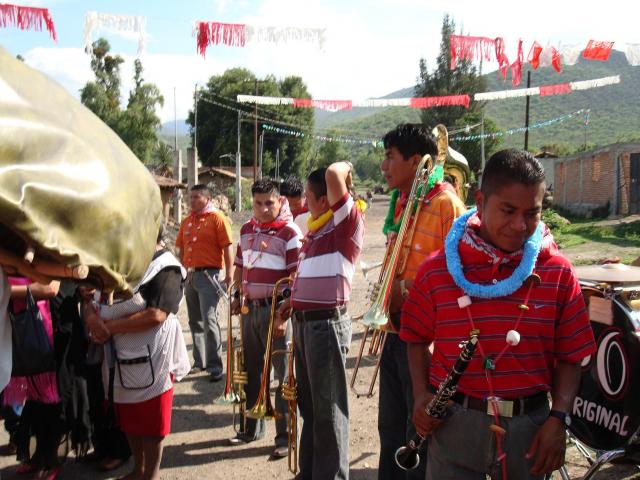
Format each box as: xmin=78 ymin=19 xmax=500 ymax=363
xmin=510 ymin=39 xmax=524 ymax=86
xmin=528 ymin=41 xmax=543 ymax=69
xmin=494 ymin=37 xmax=510 ymax=81
xmin=0 ymin=3 xmax=56 ymax=41
xmin=551 ymin=47 xmax=562 ymax=73
xmin=582 ymin=40 xmax=615 ymax=61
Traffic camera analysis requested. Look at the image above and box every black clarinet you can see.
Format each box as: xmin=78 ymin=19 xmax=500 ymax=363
xmin=394 ymin=333 xmax=479 ymax=470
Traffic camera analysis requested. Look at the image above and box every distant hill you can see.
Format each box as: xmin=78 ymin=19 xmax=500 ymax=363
xmin=160 ymin=120 xmax=190 ymax=137
xmin=315 ymin=50 xmax=640 ymax=152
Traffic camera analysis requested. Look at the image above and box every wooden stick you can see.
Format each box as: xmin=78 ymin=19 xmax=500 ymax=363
xmin=0 ymin=246 xmax=89 ymax=281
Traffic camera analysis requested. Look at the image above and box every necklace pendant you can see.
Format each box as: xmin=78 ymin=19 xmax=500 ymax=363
xmin=260 ymin=240 xmax=268 ymax=249
xmin=483 ymin=356 xmax=496 ymax=370
xmin=518 ymin=304 xmax=529 ymax=311
xmin=457 ymin=295 xmax=472 ymax=309
xmin=506 ymin=330 xmax=521 ymax=346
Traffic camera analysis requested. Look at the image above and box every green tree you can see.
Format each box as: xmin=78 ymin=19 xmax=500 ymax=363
xmin=187 ymin=68 xmax=314 ymax=177
xmin=312 ymin=133 xmax=350 ymax=170
xmin=353 ymin=145 xmax=384 ymax=184
xmin=118 ymin=59 xmax=164 ymax=163
xmin=81 ymin=39 xmax=164 ymax=164
xmin=80 ymin=38 xmax=123 ymax=130
xmin=416 ymin=15 xmax=486 ymax=130
xmin=152 ymin=141 xmax=174 ymax=167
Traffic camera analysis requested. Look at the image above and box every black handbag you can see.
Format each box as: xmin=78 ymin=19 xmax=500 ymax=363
xmin=10 ymin=287 xmax=57 ymax=377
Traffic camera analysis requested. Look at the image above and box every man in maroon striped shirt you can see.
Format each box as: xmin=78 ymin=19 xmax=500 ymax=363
xmin=277 ymin=161 xmax=364 ymax=479
xmin=228 ymin=179 xmax=302 ymax=459
xmin=401 ymin=150 xmax=596 ymax=479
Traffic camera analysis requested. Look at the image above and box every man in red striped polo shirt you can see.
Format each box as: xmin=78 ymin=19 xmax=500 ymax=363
xmin=401 ymin=149 xmax=596 ymax=479
xmin=277 ymin=161 xmax=364 ymax=479
xmin=229 ymin=179 xmax=302 ymax=459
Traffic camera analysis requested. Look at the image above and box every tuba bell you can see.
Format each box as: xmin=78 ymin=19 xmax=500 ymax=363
xmin=433 ymin=124 xmax=471 ymax=203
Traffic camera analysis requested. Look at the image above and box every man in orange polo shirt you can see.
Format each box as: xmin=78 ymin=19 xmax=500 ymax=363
xmin=176 ymin=184 xmax=234 ymax=382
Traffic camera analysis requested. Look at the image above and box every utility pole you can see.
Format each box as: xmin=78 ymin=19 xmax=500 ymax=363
xmin=524 ymin=71 xmax=531 ymax=151
xmin=258 ymin=131 xmax=264 ymax=180
xmin=173 ymin=86 xmax=178 ymax=152
xmin=275 ymin=147 xmax=280 ymax=181
xmin=254 ymin=79 xmax=258 ymax=183
xmin=236 ymin=111 xmax=242 ymax=212
xmin=194 ymin=83 xmax=198 ymax=150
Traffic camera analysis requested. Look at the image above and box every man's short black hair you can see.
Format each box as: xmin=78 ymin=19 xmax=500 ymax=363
xmin=481 ymin=149 xmax=546 ymax=198
xmin=191 ymin=184 xmax=211 ymax=197
xmin=307 ymin=168 xmax=327 ymax=199
xmin=382 ymin=123 xmax=438 ymax=160
xmin=280 ymin=176 xmax=304 ymax=198
xmin=251 ymin=178 xmax=280 ymax=197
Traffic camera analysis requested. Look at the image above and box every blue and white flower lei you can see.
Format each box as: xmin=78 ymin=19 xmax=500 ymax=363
xmin=445 ymin=208 xmax=543 ymax=299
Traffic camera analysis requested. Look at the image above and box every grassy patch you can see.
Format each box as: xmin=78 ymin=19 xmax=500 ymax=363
xmin=543 ymin=209 xmax=640 ymax=251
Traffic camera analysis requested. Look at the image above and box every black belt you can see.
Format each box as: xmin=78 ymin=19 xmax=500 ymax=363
xmin=427 ymin=384 xmax=548 ymax=416
xmin=249 ymin=296 xmax=283 ymax=308
xmin=294 ymin=305 xmax=347 ymax=322
xmin=191 ymin=266 xmax=221 ymax=272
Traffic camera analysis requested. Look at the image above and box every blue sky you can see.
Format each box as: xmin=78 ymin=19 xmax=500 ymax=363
xmin=2 ymin=0 xmax=636 ymax=122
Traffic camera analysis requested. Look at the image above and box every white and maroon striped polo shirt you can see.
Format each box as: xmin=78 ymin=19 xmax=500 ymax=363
xmin=234 ymin=220 xmax=302 ymax=300
xmin=291 ymin=193 xmax=365 ymax=311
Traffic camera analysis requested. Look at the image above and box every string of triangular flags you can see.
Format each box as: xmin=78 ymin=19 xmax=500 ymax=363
xmin=450 ymin=35 xmax=639 ymax=86
xmin=261 ymin=108 xmax=591 ymax=146
xmin=237 ymin=75 xmax=620 ymax=111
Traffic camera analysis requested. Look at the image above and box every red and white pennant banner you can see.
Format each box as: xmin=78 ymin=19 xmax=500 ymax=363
xmin=0 ymin=3 xmax=56 ymax=41
xmin=237 ymin=94 xmax=471 ymax=111
xmin=237 ymin=75 xmax=619 ymax=109
xmin=475 ymin=75 xmax=619 ymax=101
xmin=195 ymin=21 xmax=326 ymax=57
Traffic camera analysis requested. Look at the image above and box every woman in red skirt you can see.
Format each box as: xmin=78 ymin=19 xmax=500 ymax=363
xmin=84 ymin=226 xmax=190 ymax=480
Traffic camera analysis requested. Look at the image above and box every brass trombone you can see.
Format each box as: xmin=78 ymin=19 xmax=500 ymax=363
xmin=246 ymin=276 xmax=292 ymax=420
xmin=350 ymin=154 xmax=434 ymax=398
xmin=214 ymin=280 xmax=248 ymax=434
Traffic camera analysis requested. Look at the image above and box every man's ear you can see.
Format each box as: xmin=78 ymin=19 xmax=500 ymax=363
xmin=475 ymin=190 xmax=485 ymax=218
xmin=409 ymin=153 xmax=423 ymax=170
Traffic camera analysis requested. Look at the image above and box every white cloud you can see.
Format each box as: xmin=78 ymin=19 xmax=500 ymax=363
xmin=20 ymin=0 xmax=638 ymax=123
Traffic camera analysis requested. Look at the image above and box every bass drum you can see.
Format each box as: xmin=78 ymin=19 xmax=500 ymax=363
xmin=568 ymin=284 xmax=640 ymax=450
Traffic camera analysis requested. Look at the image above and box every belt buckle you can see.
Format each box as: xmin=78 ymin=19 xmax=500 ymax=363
xmin=486 ymin=397 xmax=513 ymax=418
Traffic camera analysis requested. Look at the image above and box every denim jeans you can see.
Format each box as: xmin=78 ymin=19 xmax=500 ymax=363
xmin=293 ymin=312 xmax=352 ymax=480
xmin=378 ymin=334 xmax=426 ymax=480
xmin=239 ymin=303 xmax=291 ymax=447
xmin=185 ymin=269 xmax=223 ymax=376
xmin=427 ymin=400 xmax=550 ymax=480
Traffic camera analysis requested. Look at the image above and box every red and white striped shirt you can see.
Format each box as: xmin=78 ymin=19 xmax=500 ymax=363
xmin=291 ymin=193 xmax=365 ymax=311
xmin=400 ymin=217 xmax=596 ymax=398
xmin=235 ymin=221 xmax=302 ymax=300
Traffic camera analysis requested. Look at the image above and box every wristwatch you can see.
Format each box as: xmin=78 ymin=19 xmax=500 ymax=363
xmin=549 ymin=410 xmax=571 ymax=427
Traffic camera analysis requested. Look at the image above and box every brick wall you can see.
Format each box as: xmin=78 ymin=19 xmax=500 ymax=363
xmin=553 ymin=143 xmax=640 ymax=215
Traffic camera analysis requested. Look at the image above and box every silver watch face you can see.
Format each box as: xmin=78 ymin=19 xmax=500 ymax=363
xmin=565 ymin=415 xmax=571 ymax=427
